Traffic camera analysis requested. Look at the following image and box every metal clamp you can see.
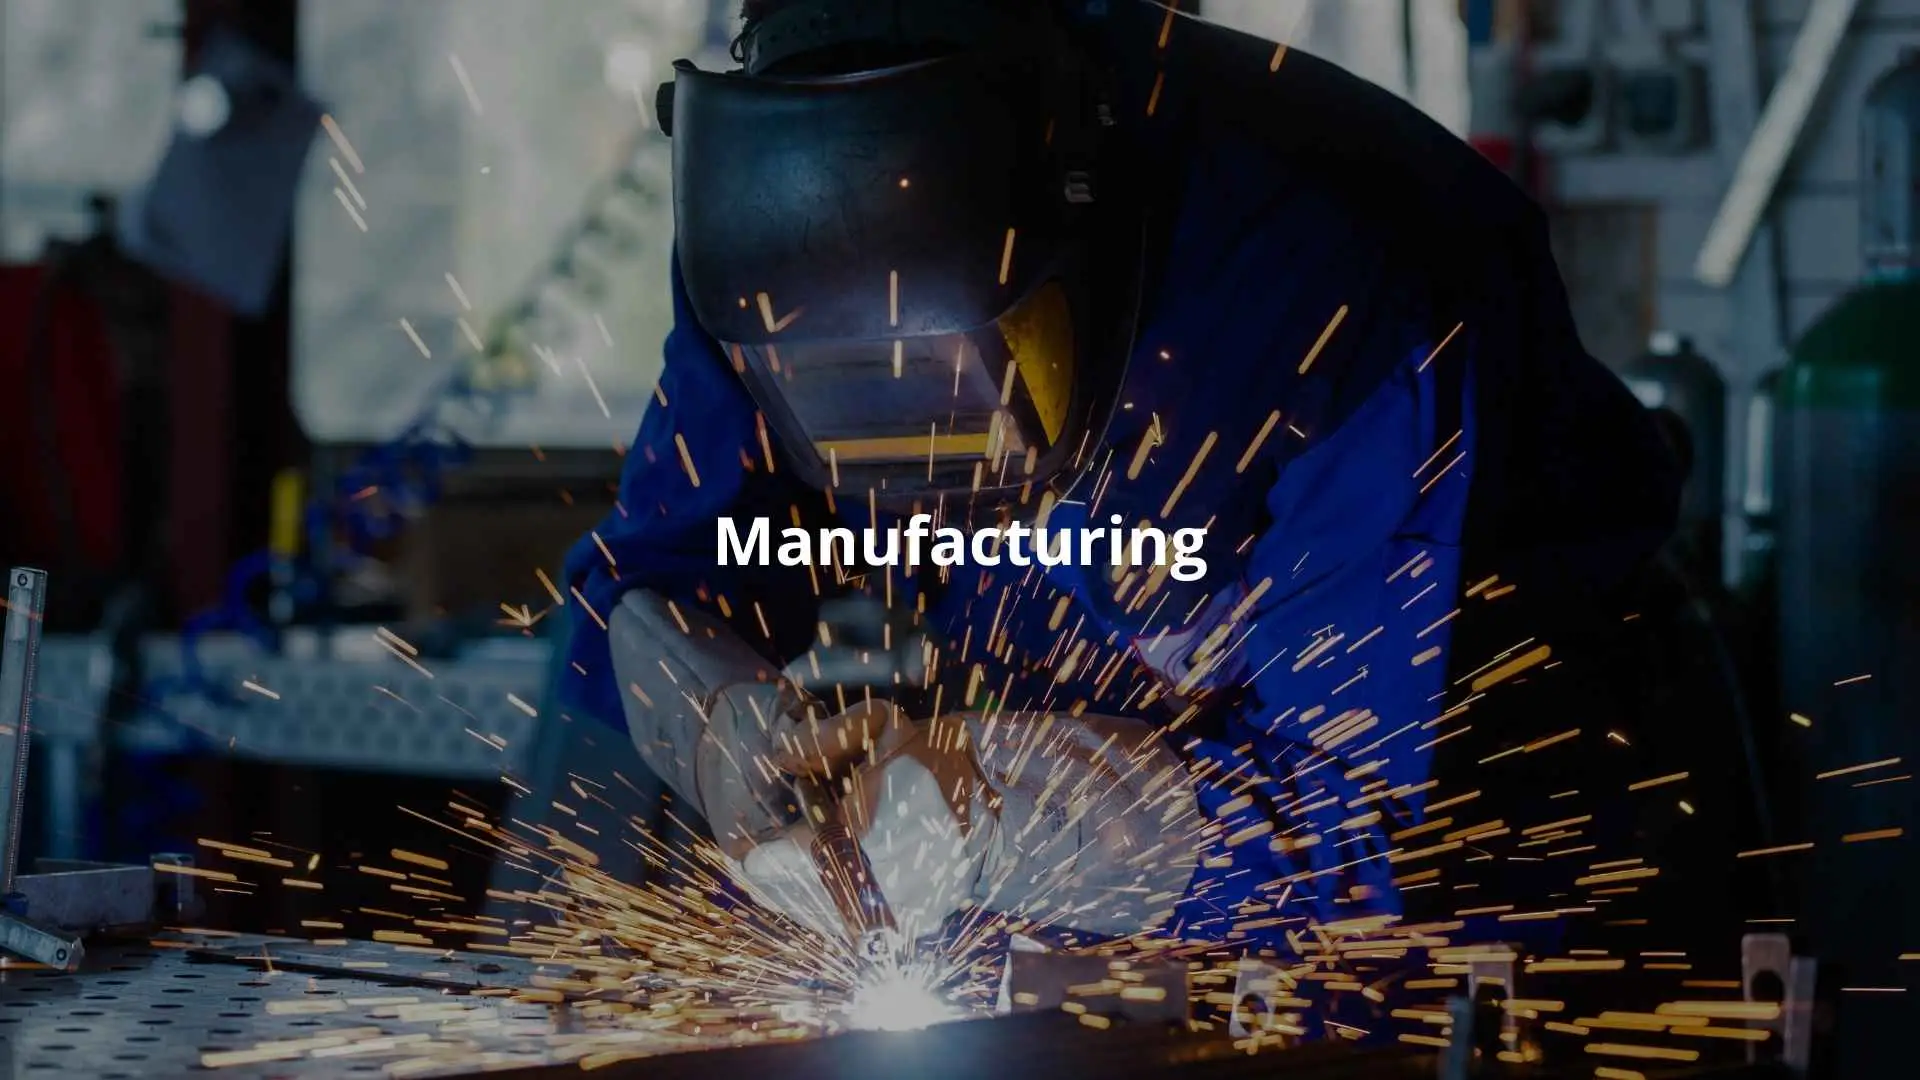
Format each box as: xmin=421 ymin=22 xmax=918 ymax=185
xmin=1742 ymin=932 xmax=1816 ymax=1073
xmin=0 ymin=568 xmax=85 ymax=972
xmin=1226 ymin=957 xmax=1307 ymax=1043
xmin=1431 ymin=942 xmax=1535 ymax=1076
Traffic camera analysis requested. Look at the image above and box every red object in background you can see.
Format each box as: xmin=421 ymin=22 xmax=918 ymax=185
xmin=0 ymin=265 xmax=125 ymax=574
xmin=1469 ymin=134 xmax=1548 ymax=200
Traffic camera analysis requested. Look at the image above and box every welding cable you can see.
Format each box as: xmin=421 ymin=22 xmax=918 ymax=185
xmin=1669 ymin=558 xmax=1782 ymax=907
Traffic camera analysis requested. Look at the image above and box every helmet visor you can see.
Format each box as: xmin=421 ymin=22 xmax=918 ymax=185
xmin=728 ymin=281 xmax=1076 ymax=494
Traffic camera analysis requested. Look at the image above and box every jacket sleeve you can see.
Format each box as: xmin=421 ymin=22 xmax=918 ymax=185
xmin=557 ymin=254 xmax=834 ymax=727
xmin=1170 ymin=332 xmax=1479 ymax=943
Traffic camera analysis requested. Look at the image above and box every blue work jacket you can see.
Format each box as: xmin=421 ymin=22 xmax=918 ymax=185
xmin=560 ymin=4 xmax=1680 ymax=954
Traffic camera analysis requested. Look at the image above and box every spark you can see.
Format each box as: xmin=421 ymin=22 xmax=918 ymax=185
xmin=400 ymin=319 xmax=432 ymax=359
xmin=448 ymin=54 xmax=484 ymax=115
xmin=1296 ymin=305 xmax=1348 ymax=375
xmin=332 ymin=188 xmax=369 ymax=231
xmin=319 ymin=114 xmax=364 ymax=173
xmin=1816 ymin=756 xmax=1900 ymax=780
xmin=330 ymin=158 xmax=366 ymax=209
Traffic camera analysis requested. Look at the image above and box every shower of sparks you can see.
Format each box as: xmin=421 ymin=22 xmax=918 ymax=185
xmin=168 ymin=22 xmax=1917 ymax=1075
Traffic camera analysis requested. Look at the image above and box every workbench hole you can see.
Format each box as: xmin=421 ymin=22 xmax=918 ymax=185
xmin=238 ymin=981 xmax=271 ymax=988
xmin=81 ymin=995 xmax=117 ymax=1001
xmin=126 ymin=1035 xmax=159 ymax=1043
xmin=171 ymin=973 xmax=206 ymax=979
xmin=112 ymin=1053 xmax=147 ymax=1061
xmin=68 ymin=1010 xmax=103 ymax=1017
xmin=229 ymin=995 xmax=261 ymax=1002
xmin=101 ymin=976 xmax=132 ymax=982
xmin=38 ymin=1044 xmax=74 ymax=1051
xmin=4 ymin=1000 xmax=39 ymax=1007
xmin=53 ymin=1027 xmax=89 ymax=1033
xmin=138 ymin=1018 xmax=174 ymax=1025
xmin=108 ymin=966 xmax=141 ymax=973
xmin=218 ymin=1012 xmax=249 ymax=1019
xmin=290 ymin=1019 xmax=324 ymax=1027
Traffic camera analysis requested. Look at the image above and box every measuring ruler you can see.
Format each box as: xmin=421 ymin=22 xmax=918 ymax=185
xmin=0 ymin=568 xmax=84 ymax=970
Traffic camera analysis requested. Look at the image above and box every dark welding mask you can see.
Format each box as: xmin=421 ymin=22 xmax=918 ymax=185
xmin=656 ymin=0 xmax=1146 ymax=511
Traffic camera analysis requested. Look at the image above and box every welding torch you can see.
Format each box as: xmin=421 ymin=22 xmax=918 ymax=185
xmin=785 ymin=738 xmax=899 ymax=962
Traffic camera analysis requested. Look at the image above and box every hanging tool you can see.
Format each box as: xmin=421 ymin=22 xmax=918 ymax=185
xmin=0 ymin=568 xmax=86 ymax=971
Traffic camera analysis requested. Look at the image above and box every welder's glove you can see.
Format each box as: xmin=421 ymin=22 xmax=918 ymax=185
xmin=726 ymin=708 xmax=1205 ymax=942
xmin=610 ymin=590 xmax=808 ymax=859
xmin=724 ymin=707 xmax=995 ymax=945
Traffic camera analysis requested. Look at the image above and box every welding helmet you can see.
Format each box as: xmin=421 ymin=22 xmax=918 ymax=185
xmin=656 ymin=0 xmax=1148 ymax=511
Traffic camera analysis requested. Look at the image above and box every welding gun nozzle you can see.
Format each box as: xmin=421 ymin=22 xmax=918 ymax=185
xmin=809 ymin=820 xmax=897 ymax=946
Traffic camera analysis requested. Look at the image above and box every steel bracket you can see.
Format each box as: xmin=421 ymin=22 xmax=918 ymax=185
xmin=1742 ymin=932 xmax=1816 ymax=1073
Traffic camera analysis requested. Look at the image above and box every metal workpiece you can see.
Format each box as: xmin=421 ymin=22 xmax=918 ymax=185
xmin=13 ymin=862 xmax=156 ymax=933
xmin=0 ymin=916 xmax=82 ymax=974
xmin=1001 ymin=949 xmax=1190 ymax=1026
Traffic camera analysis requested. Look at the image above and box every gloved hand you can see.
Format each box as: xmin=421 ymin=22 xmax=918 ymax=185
xmin=727 ymin=707 xmax=1208 ymax=944
xmin=609 ymin=590 xmax=810 ymax=858
xmin=725 ymin=705 xmax=994 ymax=945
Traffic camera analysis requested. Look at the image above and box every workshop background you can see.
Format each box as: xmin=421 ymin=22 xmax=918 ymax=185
xmin=0 ymin=0 xmax=1914 ymax=1075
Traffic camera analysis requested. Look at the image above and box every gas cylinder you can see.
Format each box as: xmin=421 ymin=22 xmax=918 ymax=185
xmin=1773 ymin=52 xmax=1920 ymax=1076
xmin=1618 ymin=333 xmax=1726 ymax=585
xmin=1738 ymin=367 xmax=1781 ymax=604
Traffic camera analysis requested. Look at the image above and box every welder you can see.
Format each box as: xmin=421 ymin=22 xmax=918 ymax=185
xmin=561 ymin=0 xmax=1683 ymax=1016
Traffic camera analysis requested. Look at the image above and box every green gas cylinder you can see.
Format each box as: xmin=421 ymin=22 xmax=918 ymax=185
xmin=1773 ymin=51 xmax=1920 ymax=1077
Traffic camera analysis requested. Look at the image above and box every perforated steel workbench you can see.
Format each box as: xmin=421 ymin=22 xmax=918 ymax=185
xmin=0 ymin=935 xmax=1804 ymax=1080
xmin=0 ymin=935 xmax=759 ymax=1078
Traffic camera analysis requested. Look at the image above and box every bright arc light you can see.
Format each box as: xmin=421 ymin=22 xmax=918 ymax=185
xmin=843 ymin=973 xmax=958 ymax=1032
